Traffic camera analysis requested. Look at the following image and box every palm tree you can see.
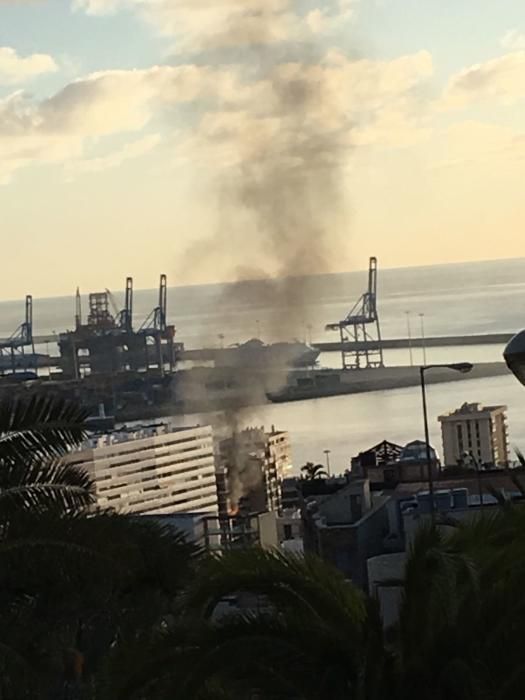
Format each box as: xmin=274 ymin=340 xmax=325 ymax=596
xmin=0 ymin=395 xmax=198 ymax=699
xmin=116 ymin=548 xmax=386 ymax=700
xmin=114 ymin=509 xmax=525 ymax=700
xmin=0 ymin=394 xmax=93 ymax=515
xmin=389 ymin=509 xmax=525 ymax=700
xmin=300 ymin=462 xmax=328 ymax=480
xmin=0 ymin=394 xmax=92 ymax=698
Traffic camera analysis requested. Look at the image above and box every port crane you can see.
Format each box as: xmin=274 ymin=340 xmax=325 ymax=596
xmin=326 ymin=257 xmax=384 ymax=370
xmin=138 ymin=274 xmax=176 ymax=374
xmin=105 ymin=277 xmax=133 ymax=332
xmin=0 ymin=295 xmax=35 ymax=374
xmin=139 ymin=274 xmax=167 ymax=335
xmin=58 ymin=273 xmax=181 ymax=382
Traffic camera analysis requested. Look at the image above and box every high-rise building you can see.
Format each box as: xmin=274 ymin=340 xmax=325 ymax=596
xmin=438 ymin=402 xmax=509 ymax=468
xmin=68 ymin=423 xmax=218 ymax=515
xmin=217 ymin=426 xmax=292 ymax=516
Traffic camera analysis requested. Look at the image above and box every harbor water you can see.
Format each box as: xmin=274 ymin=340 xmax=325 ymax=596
xmin=1 ymin=257 xmax=525 ymax=472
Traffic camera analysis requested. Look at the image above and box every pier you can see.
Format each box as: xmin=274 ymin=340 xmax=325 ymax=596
xmin=313 ymin=333 xmax=514 ymax=353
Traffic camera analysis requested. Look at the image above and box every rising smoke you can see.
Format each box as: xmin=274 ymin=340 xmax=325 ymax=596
xmin=178 ymin=1 xmax=352 ymax=508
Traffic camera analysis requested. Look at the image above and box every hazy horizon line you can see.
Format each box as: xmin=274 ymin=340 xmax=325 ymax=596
xmin=1 ymin=254 xmax=524 ymax=305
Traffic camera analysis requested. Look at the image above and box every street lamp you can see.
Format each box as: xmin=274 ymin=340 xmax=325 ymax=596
xmin=504 ymin=330 xmax=525 ymax=386
xmin=419 ymin=313 xmax=427 ymax=365
xmin=420 ymin=362 xmax=474 ymax=518
xmin=405 ymin=311 xmax=414 ymax=366
xmin=307 ymin=324 xmax=312 ymax=345
xmin=324 ymin=449 xmax=331 ymax=476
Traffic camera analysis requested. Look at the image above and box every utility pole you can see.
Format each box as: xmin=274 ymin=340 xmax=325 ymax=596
xmin=405 ymin=311 xmax=413 ymax=366
xmin=324 ymin=449 xmax=331 ymax=476
xmin=419 ymin=313 xmax=427 ymax=365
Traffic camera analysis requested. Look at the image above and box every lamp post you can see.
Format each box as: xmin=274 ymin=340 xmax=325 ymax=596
xmin=307 ymin=324 xmax=312 ymax=345
xmin=469 ymin=450 xmax=484 ymax=508
xmin=324 ymin=449 xmax=331 ymax=477
xmin=419 ymin=313 xmax=427 ymax=365
xmin=420 ymin=362 xmax=474 ymax=518
xmin=405 ymin=311 xmax=413 ymax=366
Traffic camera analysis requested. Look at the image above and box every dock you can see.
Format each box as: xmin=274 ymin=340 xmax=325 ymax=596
xmin=313 ymin=333 xmax=514 ymax=353
xmin=268 ymin=361 xmax=511 ymax=403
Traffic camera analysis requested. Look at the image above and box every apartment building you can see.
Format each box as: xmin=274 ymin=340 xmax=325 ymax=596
xmin=217 ymin=426 xmax=292 ymax=516
xmin=68 ymin=423 xmax=218 ymax=515
xmin=438 ymin=402 xmax=509 ymax=468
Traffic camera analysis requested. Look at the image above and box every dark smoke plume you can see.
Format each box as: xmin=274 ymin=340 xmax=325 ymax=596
xmin=178 ymin=1 xmax=351 ymax=507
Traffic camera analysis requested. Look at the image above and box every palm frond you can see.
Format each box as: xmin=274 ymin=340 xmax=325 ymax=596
xmin=0 ymin=638 xmax=36 ymax=698
xmin=0 ymin=459 xmax=94 ymax=515
xmin=507 ymin=464 xmax=525 ymax=498
xmin=0 ymin=395 xmax=89 ymax=465
xmin=188 ymin=548 xmax=366 ymax=629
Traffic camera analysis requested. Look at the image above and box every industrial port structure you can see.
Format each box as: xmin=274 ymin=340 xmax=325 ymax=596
xmin=0 ymin=259 xmax=512 ymax=419
xmin=0 ymin=295 xmax=34 ymax=374
xmin=59 ymin=275 xmax=179 ymax=379
xmin=0 ymin=275 xmax=185 ymax=421
xmin=326 ymin=256 xmax=384 ymax=370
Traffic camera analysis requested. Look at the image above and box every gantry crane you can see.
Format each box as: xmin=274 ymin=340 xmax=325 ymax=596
xmin=0 ymin=295 xmax=35 ymax=374
xmin=105 ymin=277 xmax=133 ymax=332
xmin=326 ymin=257 xmax=384 ymax=370
xmin=138 ymin=274 xmax=176 ymax=374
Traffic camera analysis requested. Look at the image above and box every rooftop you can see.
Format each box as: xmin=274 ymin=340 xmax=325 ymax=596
xmin=393 ymin=469 xmax=525 ymax=497
xmin=399 ymin=440 xmax=439 ymax=463
xmin=77 ymin=422 xmax=207 ymax=450
xmin=439 ymin=402 xmax=507 ymax=420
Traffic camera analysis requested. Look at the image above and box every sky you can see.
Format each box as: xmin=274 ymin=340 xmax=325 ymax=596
xmin=1 ymin=0 xmax=525 ymax=298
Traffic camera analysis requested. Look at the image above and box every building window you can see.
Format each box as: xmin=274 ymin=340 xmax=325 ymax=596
xmin=456 ymin=424 xmax=463 ymax=453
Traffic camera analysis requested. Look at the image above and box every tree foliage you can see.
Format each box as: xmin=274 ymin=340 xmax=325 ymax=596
xmin=5 ymin=394 xmax=525 ymax=699
xmin=300 ymin=462 xmax=328 ymax=480
xmin=0 ymin=395 xmax=197 ymax=700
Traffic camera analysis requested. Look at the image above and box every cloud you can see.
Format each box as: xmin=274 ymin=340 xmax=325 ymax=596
xmin=175 ymin=50 xmax=433 ymax=169
xmin=74 ymin=0 xmax=356 ymax=50
xmin=0 ymin=46 xmax=57 ymax=85
xmin=442 ymin=51 xmax=525 ymax=108
xmin=0 ymin=63 xmax=236 ymax=181
xmin=0 ymin=48 xmax=432 ymax=182
xmin=306 ymin=0 xmax=357 ymax=34
xmin=500 ymin=29 xmax=525 ymax=51
xmin=66 ymin=133 xmax=161 ymax=175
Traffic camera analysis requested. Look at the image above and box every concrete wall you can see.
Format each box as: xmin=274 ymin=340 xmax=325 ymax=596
xmin=367 ymin=552 xmax=407 ymax=629
xmin=310 ymin=498 xmax=390 ymax=587
xmin=258 ymin=511 xmax=279 ymax=549
xmin=317 ymin=480 xmax=371 ymax=525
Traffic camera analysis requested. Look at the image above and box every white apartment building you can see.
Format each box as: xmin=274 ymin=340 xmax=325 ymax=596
xmin=438 ymin=402 xmax=509 ymax=468
xmin=68 ymin=423 xmax=218 ymax=515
